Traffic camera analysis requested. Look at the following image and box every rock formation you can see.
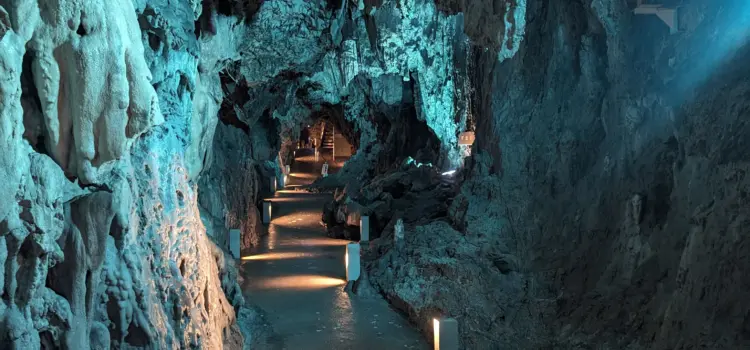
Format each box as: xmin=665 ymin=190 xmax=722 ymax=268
xmin=1 ymin=0 xmax=244 ymax=348
xmin=323 ymin=0 xmax=750 ymax=349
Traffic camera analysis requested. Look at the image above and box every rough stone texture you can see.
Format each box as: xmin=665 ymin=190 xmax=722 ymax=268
xmin=323 ymin=160 xmax=455 ymax=241
xmin=367 ymin=219 xmax=543 ymax=349
xmin=1 ymin=0 xmax=248 ymax=348
xmin=364 ymin=0 xmax=750 ymax=349
xmin=22 ymin=0 xmax=164 ymax=184
xmin=198 ymin=121 xmax=273 ymax=250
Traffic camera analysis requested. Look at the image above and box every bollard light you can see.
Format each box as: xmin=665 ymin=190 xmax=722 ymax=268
xmin=433 ymin=317 xmax=458 ymax=350
xmin=360 ymin=216 xmax=370 ymax=242
xmin=262 ymin=201 xmax=272 ymax=224
xmin=285 ymin=165 xmax=290 ymax=174
xmin=345 ymin=243 xmax=360 ymax=281
xmin=228 ymin=229 xmax=241 ymax=259
xmin=272 ymin=177 xmax=277 ymax=193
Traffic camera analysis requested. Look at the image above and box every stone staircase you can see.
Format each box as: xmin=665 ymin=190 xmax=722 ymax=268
xmin=321 ymin=123 xmax=334 ymax=150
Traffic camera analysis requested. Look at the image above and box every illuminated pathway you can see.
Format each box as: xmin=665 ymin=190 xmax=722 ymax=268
xmin=240 ymin=149 xmax=427 ymax=349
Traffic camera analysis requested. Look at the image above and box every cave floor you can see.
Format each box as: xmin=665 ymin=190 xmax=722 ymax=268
xmin=239 ymin=150 xmax=427 ymax=350
xmin=285 ymin=147 xmax=346 ymax=188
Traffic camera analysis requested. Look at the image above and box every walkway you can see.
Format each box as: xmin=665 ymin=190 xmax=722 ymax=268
xmin=240 ymin=149 xmax=427 ymax=350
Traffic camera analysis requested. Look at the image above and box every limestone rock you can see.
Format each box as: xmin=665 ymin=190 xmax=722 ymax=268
xmin=1 ymin=0 xmax=249 ymax=348
xmin=24 ymin=0 xmax=164 ymax=184
xmin=323 ymin=161 xmax=456 ymax=241
xmin=0 ymin=6 xmax=9 ymax=40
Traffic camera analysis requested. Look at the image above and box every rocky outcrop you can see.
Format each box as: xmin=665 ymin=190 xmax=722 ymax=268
xmin=362 ymin=0 xmax=750 ymax=349
xmin=198 ymin=121 xmax=274 ymax=250
xmin=323 ymin=159 xmax=456 ymax=239
xmin=1 ymin=0 xmax=247 ymax=348
xmin=19 ymin=0 xmax=163 ymax=184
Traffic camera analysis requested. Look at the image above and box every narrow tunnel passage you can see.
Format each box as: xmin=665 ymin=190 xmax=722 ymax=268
xmin=240 ymin=149 xmax=427 ymax=349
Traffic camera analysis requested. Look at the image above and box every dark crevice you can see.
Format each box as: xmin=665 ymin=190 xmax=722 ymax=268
xmin=39 ymin=331 xmax=57 ymax=350
xmin=201 ymin=0 xmax=265 ymax=27
xmin=76 ymin=23 xmax=86 ymax=36
xmin=147 ymin=32 xmax=161 ymax=51
xmin=179 ymin=259 xmax=187 ymax=277
xmin=20 ymin=50 xmax=51 ymax=157
xmin=218 ymin=69 xmax=251 ymax=134
xmin=218 ymin=108 xmax=250 ymax=134
xmin=124 ymin=323 xmax=150 ymax=347
xmin=106 ymin=296 xmax=123 ymax=341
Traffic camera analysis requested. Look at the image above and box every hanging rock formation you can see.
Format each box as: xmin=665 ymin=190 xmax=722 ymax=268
xmin=1 ymin=0 xmax=245 ymax=348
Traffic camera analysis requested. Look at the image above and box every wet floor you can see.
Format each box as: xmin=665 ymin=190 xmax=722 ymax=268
xmin=240 ymin=150 xmax=428 ymax=350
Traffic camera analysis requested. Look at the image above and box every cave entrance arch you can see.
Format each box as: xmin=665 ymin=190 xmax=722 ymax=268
xmin=278 ymin=104 xmax=359 ymax=179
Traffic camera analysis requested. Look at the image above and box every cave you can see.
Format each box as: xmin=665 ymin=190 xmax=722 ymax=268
xmin=2 ymin=0 xmax=750 ymax=349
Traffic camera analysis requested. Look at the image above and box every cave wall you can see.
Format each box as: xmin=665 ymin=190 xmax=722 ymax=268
xmin=483 ymin=0 xmax=750 ymax=347
xmin=363 ymin=0 xmax=750 ymax=349
xmin=298 ymin=0 xmax=475 ymax=189
xmin=197 ymin=120 xmax=275 ymax=250
xmin=0 ymin=0 xmax=248 ymax=348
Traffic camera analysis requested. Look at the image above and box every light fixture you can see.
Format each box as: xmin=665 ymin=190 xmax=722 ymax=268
xmin=228 ymin=229 xmax=241 ymax=259
xmin=433 ymin=317 xmax=458 ymax=350
xmin=441 ymin=170 xmax=456 ymax=176
xmin=345 ymin=242 xmax=360 ymax=281
xmin=433 ymin=318 xmax=440 ymax=346
xmin=262 ymin=201 xmax=272 ymax=224
xmin=359 ymin=216 xmax=370 ymax=242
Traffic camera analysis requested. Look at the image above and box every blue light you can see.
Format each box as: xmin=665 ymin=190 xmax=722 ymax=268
xmin=673 ymin=1 xmax=750 ymax=100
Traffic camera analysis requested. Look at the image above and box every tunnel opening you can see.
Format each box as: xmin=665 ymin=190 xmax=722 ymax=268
xmin=274 ymin=103 xmax=360 ymax=185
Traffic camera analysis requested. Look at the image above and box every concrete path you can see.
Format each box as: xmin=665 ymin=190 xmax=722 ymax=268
xmin=240 ymin=149 xmax=427 ymax=350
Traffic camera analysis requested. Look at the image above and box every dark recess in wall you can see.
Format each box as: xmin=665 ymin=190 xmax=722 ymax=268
xmin=195 ymin=0 xmax=265 ymax=38
xmin=371 ymin=77 xmax=442 ymax=174
xmin=217 ymin=70 xmax=251 ymax=134
xmin=19 ymin=50 xmax=50 ymax=157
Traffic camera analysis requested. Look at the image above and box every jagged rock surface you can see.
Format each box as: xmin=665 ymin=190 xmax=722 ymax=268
xmin=362 ymin=0 xmax=750 ymax=349
xmin=1 ymin=0 xmax=248 ymax=348
xmin=197 ymin=121 xmax=274 ymax=250
xmin=322 ymin=160 xmax=455 ymax=240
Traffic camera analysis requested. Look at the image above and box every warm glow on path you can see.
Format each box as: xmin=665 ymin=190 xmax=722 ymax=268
xmin=239 ymin=149 xmax=425 ymax=348
xmin=252 ymin=275 xmax=345 ymax=291
xmin=241 ymin=251 xmax=322 ymax=261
